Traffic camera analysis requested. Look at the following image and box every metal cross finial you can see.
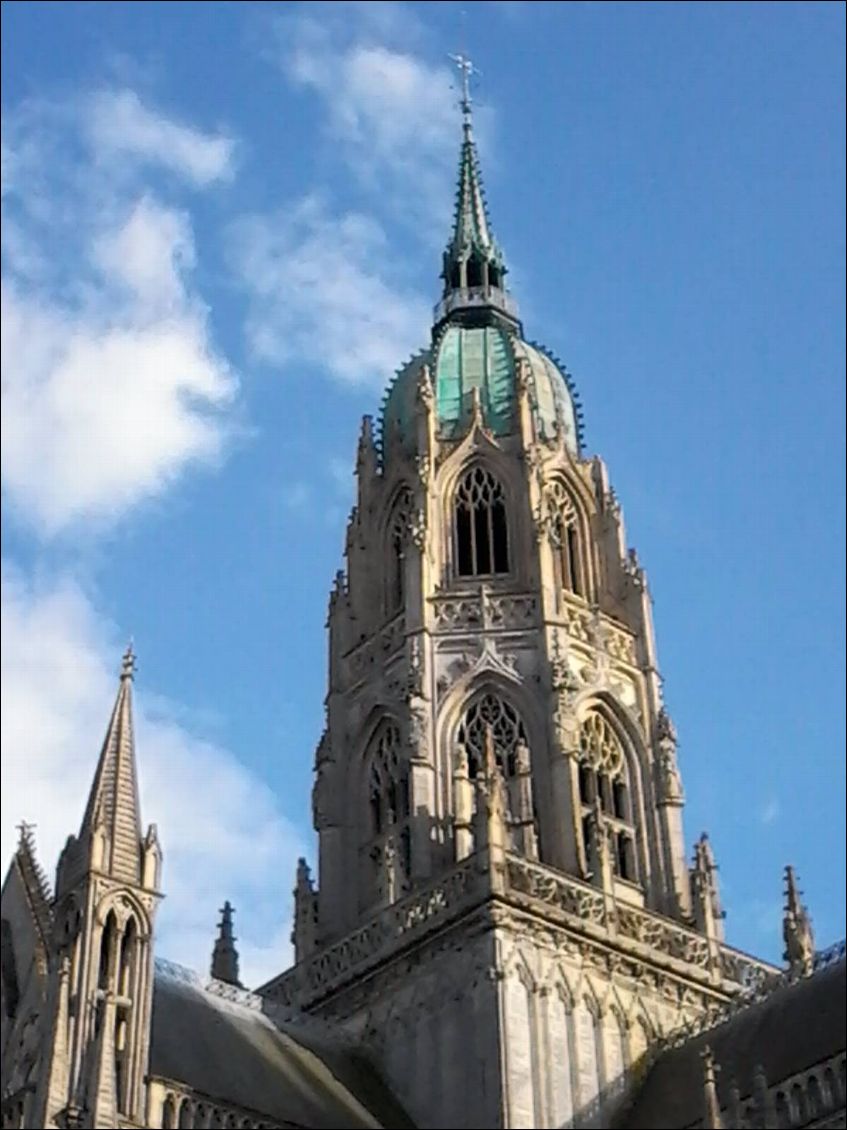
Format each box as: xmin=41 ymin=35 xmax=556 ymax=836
xmin=16 ymin=820 xmax=36 ymax=844
xmin=449 ymin=51 xmax=479 ymax=122
xmin=121 ymin=640 xmax=136 ymax=681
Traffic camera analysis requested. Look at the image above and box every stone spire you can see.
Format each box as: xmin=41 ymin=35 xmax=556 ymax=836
xmin=437 ymin=53 xmax=517 ymax=331
xmin=79 ymin=644 xmax=143 ymax=884
xmin=701 ymin=1046 xmax=724 ymax=1129
xmin=211 ymin=900 xmax=241 ymax=987
xmin=783 ymin=865 xmax=815 ymax=977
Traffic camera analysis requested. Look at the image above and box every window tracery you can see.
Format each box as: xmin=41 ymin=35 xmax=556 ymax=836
xmin=458 ymin=694 xmax=527 ymax=777
xmin=456 ymin=694 xmax=537 ymax=856
xmin=454 ymin=468 xmax=509 ymax=577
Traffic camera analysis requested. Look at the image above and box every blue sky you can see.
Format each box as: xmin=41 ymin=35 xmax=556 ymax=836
xmin=1 ymin=0 xmax=844 ymax=984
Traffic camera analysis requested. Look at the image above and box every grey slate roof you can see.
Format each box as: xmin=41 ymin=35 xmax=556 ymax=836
xmin=150 ymin=966 xmax=416 ymax=1129
xmin=617 ymin=957 xmax=847 ymax=1129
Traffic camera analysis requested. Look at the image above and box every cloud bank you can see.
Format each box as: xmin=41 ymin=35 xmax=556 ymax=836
xmin=2 ymin=92 xmax=237 ymax=537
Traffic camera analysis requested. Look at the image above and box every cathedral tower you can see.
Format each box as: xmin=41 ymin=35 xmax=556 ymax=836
xmin=259 ymin=67 xmax=781 ymax=1129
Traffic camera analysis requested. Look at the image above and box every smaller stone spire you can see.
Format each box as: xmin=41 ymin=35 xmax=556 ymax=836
xmin=78 ymin=644 xmax=143 ymax=884
xmin=473 ymin=726 xmax=509 ymax=860
xmin=691 ymin=833 xmax=725 ymax=941
xmin=783 ymin=865 xmax=815 ymax=977
xmin=210 ymin=900 xmax=241 ymax=987
xmin=586 ymin=796 xmax=613 ymax=894
xmin=701 ymin=1046 xmax=724 ymax=1129
xmin=453 ymin=744 xmax=474 ymax=861
xmin=509 ymin=742 xmax=538 ymax=860
xmin=292 ymin=858 xmax=319 ymax=963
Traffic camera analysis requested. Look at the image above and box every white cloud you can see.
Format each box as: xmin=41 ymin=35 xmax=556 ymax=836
xmin=86 ymin=89 xmax=235 ymax=187
xmin=231 ymin=195 xmax=430 ymax=386
xmin=273 ymin=9 xmax=472 ymax=229
xmin=0 ymin=564 xmax=300 ymax=988
xmin=1 ymin=95 xmax=239 ymax=536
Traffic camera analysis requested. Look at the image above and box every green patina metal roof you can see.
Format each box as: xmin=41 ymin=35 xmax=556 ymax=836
xmin=435 ymin=324 xmax=515 ymax=438
xmin=378 ymin=328 xmax=583 ymax=456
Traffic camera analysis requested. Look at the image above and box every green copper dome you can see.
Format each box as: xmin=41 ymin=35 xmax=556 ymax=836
xmin=379 ymin=328 xmax=582 ymax=456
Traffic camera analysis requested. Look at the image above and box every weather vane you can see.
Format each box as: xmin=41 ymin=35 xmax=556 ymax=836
xmin=448 ymin=50 xmax=480 ymax=123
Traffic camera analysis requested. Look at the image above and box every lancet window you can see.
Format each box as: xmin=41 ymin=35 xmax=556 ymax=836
xmin=361 ymin=722 xmax=411 ymax=911
xmin=577 ymin=713 xmax=637 ymax=882
xmin=548 ymin=480 xmax=584 ymax=598
xmin=454 ymin=467 xmax=509 ymax=577
xmin=385 ymin=488 xmax=413 ymax=616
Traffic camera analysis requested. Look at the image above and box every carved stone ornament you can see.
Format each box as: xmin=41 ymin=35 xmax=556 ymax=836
xmin=415 ymin=454 xmax=431 ymax=487
xmin=656 ymin=707 xmax=677 ymax=745
xmin=408 ymin=694 xmax=429 ymax=755
xmin=408 ymin=506 xmax=426 ymax=551
xmin=550 ymin=631 xmax=580 ymax=699
xmin=656 ymin=746 xmax=684 ymax=804
xmin=468 ymin=636 xmax=520 ymax=682
xmin=552 ymin=699 xmax=581 ymax=753
xmin=406 ymin=636 xmax=424 ymax=699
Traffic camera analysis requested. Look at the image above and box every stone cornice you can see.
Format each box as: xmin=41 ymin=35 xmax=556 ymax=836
xmin=258 ymin=852 xmax=779 ymax=1012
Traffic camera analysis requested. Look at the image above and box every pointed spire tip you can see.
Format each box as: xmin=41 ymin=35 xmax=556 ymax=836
xmin=121 ymin=640 xmax=136 ymax=681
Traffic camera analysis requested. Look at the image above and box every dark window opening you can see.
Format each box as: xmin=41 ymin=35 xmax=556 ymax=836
xmin=599 ymin=774 xmax=613 ymax=813
xmin=566 ymin=525 xmax=581 ymax=595
xmin=489 ymin=267 xmax=500 ymax=287
xmin=390 ymin=532 xmax=404 ymax=611
xmin=370 ymin=786 xmax=382 ymax=835
xmin=492 ymin=499 xmax=509 ymax=572
xmin=615 ymin=833 xmax=636 ymax=881
xmin=578 ymin=764 xmax=595 ymax=805
xmin=473 ymin=504 xmax=492 ymax=574
xmin=98 ymin=913 xmax=117 ymax=991
xmin=467 ymin=258 xmax=482 ymax=287
xmin=450 ymin=264 xmax=461 ymax=289
xmin=613 ymin=781 xmax=629 ymax=821
xmin=456 ymin=506 xmax=473 ymax=575
xmin=454 ymin=468 xmax=509 ymax=577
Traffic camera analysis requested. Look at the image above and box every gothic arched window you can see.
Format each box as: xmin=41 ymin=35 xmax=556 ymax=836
xmin=548 ymin=480 xmax=584 ymax=598
xmin=385 ymin=488 xmax=412 ymax=616
xmin=454 ymin=467 xmax=509 ymax=577
xmin=361 ymin=722 xmax=411 ymax=911
xmin=577 ymin=713 xmax=637 ymax=883
xmin=456 ymin=694 xmax=537 ymax=857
